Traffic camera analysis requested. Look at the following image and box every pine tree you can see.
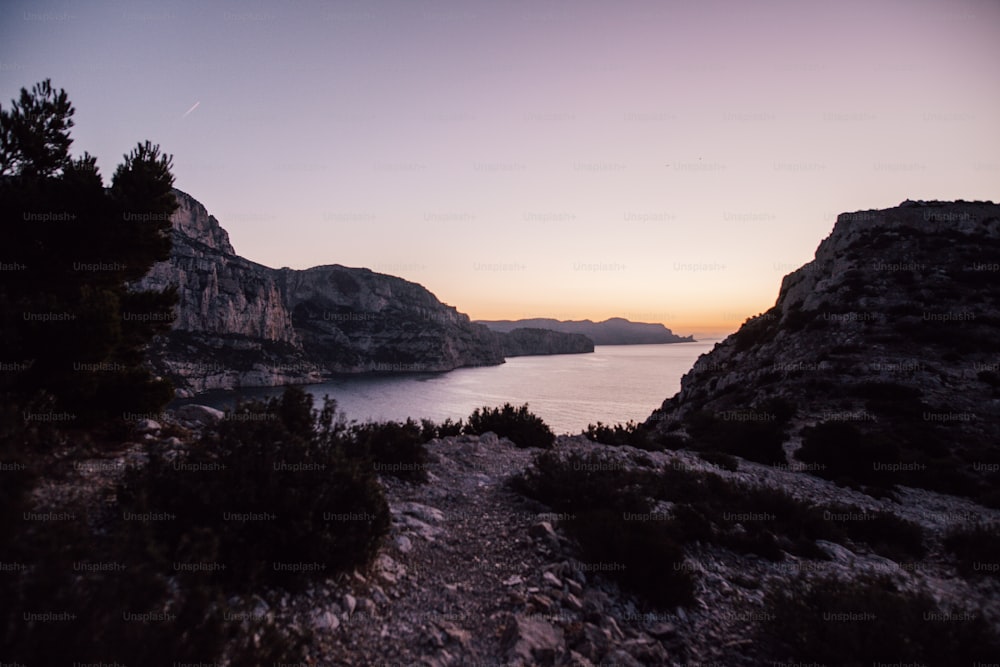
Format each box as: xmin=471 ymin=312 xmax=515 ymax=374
xmin=0 ymin=79 xmax=178 ymax=429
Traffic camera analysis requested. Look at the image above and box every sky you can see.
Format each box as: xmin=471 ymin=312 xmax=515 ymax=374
xmin=2 ymin=0 xmax=998 ymax=338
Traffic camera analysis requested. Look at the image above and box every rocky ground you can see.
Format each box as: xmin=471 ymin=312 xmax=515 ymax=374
xmin=26 ymin=408 xmax=1000 ymax=666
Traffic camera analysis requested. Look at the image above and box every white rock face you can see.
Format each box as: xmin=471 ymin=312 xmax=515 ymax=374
xmin=135 ymin=189 xmax=509 ymax=394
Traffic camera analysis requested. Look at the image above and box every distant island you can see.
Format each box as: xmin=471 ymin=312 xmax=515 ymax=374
xmin=477 ymin=317 xmax=695 ymax=345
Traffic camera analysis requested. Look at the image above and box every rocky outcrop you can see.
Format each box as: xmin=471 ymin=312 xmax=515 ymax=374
xmin=136 ymin=190 xmax=320 ymax=395
xmin=274 ymin=264 xmax=505 ymax=373
xmin=498 ymin=328 xmax=594 ymax=357
xmin=138 ymin=190 xmax=588 ymax=395
xmin=644 ymin=199 xmax=1000 ymax=503
xmin=479 ymin=317 xmax=694 ymax=344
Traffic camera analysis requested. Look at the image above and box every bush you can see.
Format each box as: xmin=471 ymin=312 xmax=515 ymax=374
xmin=465 ymin=403 xmax=554 ymax=448
xmin=685 ymin=408 xmax=789 ymax=465
xmin=761 ymin=574 xmax=1000 ymax=664
xmin=117 ymin=386 xmax=391 ymax=592
xmin=818 ymin=503 xmax=926 ymax=561
xmin=795 ymin=421 xmax=899 ymax=487
xmin=565 ymin=508 xmax=694 ymax=607
xmin=420 ymin=417 xmax=463 ymax=439
xmin=696 ymin=450 xmax=739 ymax=471
xmin=349 ymin=418 xmax=430 ymax=482
xmin=512 ymin=451 xmax=694 ymax=606
xmin=944 ymin=523 xmax=1000 ymax=578
xmin=583 ymin=420 xmax=662 ymax=450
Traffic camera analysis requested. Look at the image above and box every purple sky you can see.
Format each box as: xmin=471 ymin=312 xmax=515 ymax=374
xmin=3 ymin=0 xmax=998 ymax=336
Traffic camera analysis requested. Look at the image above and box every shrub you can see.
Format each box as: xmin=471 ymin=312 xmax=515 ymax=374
xmin=511 ymin=451 xmax=694 ymax=606
xmin=685 ymin=408 xmax=789 ymax=465
xmin=943 ymin=523 xmax=1000 ymax=578
xmin=117 ymin=386 xmax=391 ymax=592
xmin=795 ymin=421 xmax=899 ymax=487
xmin=564 ymin=509 xmax=694 ymax=607
xmin=465 ymin=403 xmax=554 ymax=448
xmin=819 ymin=503 xmax=926 ymax=561
xmin=0 ymin=486 xmax=315 ymax=667
xmin=697 ymin=450 xmax=739 ymax=471
xmin=760 ymin=574 xmax=1000 ymax=664
xmin=420 ymin=417 xmax=463 ymax=439
xmin=582 ymin=420 xmax=658 ymax=449
xmin=349 ymin=418 xmax=429 ymax=482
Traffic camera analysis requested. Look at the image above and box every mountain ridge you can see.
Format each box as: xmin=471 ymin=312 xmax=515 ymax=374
xmin=644 ymin=198 xmax=1000 ymax=505
xmin=478 ymin=317 xmax=694 ymax=345
xmin=138 ymin=190 xmax=589 ymax=396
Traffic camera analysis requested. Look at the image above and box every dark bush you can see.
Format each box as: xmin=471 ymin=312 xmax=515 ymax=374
xmin=796 ymin=421 xmax=900 ymax=487
xmin=420 ymin=417 xmax=463 ymax=439
xmin=819 ymin=503 xmax=926 ymax=561
xmin=582 ymin=420 xmax=659 ymax=450
xmin=761 ymin=574 xmax=1000 ymax=664
xmin=696 ymin=450 xmax=739 ymax=471
xmin=511 ymin=451 xmax=694 ymax=606
xmin=349 ymin=418 xmax=429 ymax=482
xmin=564 ymin=509 xmax=694 ymax=607
xmin=685 ymin=408 xmax=789 ymax=465
xmin=117 ymin=386 xmax=391 ymax=592
xmin=944 ymin=523 xmax=1000 ymax=578
xmin=465 ymin=403 xmax=554 ymax=449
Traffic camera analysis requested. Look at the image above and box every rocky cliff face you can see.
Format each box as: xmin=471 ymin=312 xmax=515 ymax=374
xmin=275 ymin=264 xmax=505 ymax=373
xmin=498 ymin=327 xmax=594 ymax=357
xmin=645 ymin=200 xmax=1000 ymax=505
xmin=139 ymin=190 xmax=585 ymax=395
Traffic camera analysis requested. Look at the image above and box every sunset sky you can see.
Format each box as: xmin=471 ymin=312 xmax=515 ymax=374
xmin=2 ymin=0 xmax=998 ymax=337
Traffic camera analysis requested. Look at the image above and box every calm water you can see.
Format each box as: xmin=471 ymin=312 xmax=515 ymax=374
xmin=180 ymin=341 xmax=718 ymax=435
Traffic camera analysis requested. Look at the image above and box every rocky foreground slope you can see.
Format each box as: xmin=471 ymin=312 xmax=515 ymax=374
xmin=136 ymin=190 xmax=590 ymax=395
xmin=646 ymin=199 xmax=1000 ymax=505
xmin=49 ymin=415 xmax=1000 ymax=666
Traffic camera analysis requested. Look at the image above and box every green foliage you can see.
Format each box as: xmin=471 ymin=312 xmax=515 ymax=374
xmin=348 ymin=417 xmax=430 ymax=482
xmin=583 ymin=420 xmax=660 ymax=450
xmin=420 ymin=417 xmax=464 ymax=439
xmin=0 ymin=503 xmax=311 ymax=666
xmin=0 ymin=80 xmax=177 ymax=427
xmin=118 ymin=386 xmax=391 ymax=592
xmin=761 ymin=574 xmax=1000 ymax=665
xmin=512 ymin=450 xmax=694 ymax=607
xmin=0 ymin=79 xmax=74 ymax=177
xmin=512 ymin=448 xmax=925 ymax=606
xmin=464 ymin=402 xmax=555 ymax=448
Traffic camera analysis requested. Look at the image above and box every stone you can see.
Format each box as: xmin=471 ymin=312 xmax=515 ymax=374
xmin=341 ymin=593 xmax=356 ymax=616
xmin=542 ymin=571 xmax=562 ymax=589
xmin=312 ymin=609 xmax=340 ymax=631
xmin=562 ymin=592 xmax=584 ymax=611
xmin=395 ymin=535 xmax=413 ymax=553
xmin=502 ymin=614 xmax=565 ymax=665
xmin=503 ymin=574 xmax=524 ymax=587
xmin=528 ymin=521 xmax=557 ymax=541
xmin=648 ymin=622 xmax=677 ymax=639
xmin=135 ymin=419 xmax=161 ymax=433
xmin=172 ymin=403 xmax=224 ymax=425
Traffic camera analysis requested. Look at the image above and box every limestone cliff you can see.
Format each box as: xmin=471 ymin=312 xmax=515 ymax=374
xmin=497 ymin=327 xmax=594 ymax=357
xmin=139 ymin=189 xmax=587 ymax=395
xmin=645 ymin=200 xmax=1000 ymax=505
xmin=275 ymin=264 xmax=505 ymax=373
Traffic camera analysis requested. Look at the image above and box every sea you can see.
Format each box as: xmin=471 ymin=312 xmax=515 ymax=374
xmin=176 ymin=340 xmax=719 ymax=435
